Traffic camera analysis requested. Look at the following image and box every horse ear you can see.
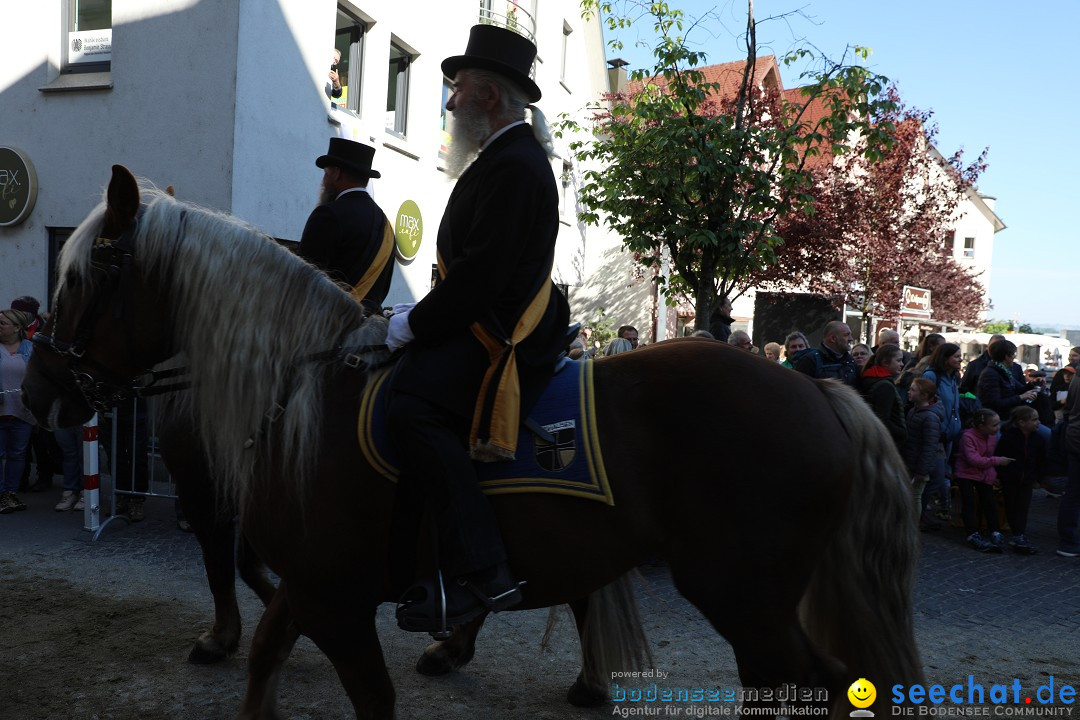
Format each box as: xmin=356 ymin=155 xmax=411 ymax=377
xmin=165 ymin=185 xmax=175 ymax=197
xmin=104 ymin=164 xmax=140 ymax=235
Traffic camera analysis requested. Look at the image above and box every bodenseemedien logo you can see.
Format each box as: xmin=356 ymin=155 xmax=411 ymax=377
xmin=849 ymin=678 xmax=877 ymax=717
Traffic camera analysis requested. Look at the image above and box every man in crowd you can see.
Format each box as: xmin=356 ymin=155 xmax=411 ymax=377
xmin=873 ymin=327 xmax=914 ymax=367
xmin=729 ymin=330 xmax=754 ymax=352
xmin=617 ymin=325 xmax=639 ymax=349
xmin=708 ymin=297 xmax=733 ymax=343
xmin=793 ymin=320 xmax=858 ymax=386
xmin=385 ymin=25 xmax=569 ymax=633
xmin=299 ymin=138 xmax=395 ymax=315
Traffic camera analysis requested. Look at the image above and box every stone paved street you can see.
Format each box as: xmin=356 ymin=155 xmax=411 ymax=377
xmin=1 ymin=477 xmax=1078 ymax=718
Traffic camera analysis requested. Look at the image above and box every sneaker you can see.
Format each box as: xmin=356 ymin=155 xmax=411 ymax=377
xmin=55 ymin=490 xmax=79 ymax=512
xmin=127 ymin=497 xmax=145 ymax=522
xmin=73 ymin=492 xmax=85 ymax=511
xmin=1056 ymin=547 xmax=1080 ymax=558
xmin=0 ymin=492 xmax=19 ymax=514
xmin=1009 ymin=534 xmax=1037 ymax=555
xmin=967 ymin=532 xmax=999 ymax=553
xmin=10 ymin=494 xmax=26 ymax=512
xmin=990 ymin=531 xmax=1005 ymax=549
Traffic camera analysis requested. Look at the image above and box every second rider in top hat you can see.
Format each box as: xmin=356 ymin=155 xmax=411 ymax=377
xmin=299 ymin=138 xmax=395 ymax=315
xmin=387 ymin=24 xmax=570 ymax=634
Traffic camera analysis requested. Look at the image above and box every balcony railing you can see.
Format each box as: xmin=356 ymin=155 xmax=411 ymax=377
xmin=478 ymin=1 xmax=536 ymax=43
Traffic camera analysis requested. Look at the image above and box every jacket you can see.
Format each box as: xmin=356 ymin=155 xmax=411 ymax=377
xmin=901 ymin=404 xmax=941 ymax=477
xmin=858 ymin=366 xmax=906 ymax=447
xmin=298 ymin=189 xmax=395 ymax=312
xmin=392 ymin=123 xmax=570 ymax=424
xmin=977 ymin=362 xmax=1029 ymax=417
xmin=922 ymin=368 xmax=962 ymax=444
xmin=994 ymin=425 xmax=1046 ymax=486
xmin=954 ymin=428 xmax=1009 ymax=485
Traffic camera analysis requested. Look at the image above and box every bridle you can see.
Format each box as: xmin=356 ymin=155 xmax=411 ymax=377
xmin=32 ymin=209 xmax=190 ymax=413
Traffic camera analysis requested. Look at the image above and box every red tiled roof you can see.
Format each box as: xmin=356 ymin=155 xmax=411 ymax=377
xmin=629 ymin=55 xmax=784 ymax=99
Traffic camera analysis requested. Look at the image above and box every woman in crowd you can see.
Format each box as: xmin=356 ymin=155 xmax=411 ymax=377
xmin=0 ymin=308 xmax=35 ymax=514
xmin=763 ymin=342 xmax=782 ymax=362
xmin=977 ymin=340 xmax=1038 ymax=418
xmin=858 ymin=344 xmax=906 ymax=448
xmin=897 ymin=333 xmax=945 ymax=400
xmin=851 ymin=343 xmax=872 ymax=374
xmin=921 ymin=342 xmax=965 ymax=521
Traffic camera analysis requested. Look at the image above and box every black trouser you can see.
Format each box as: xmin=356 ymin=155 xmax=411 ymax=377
xmin=957 ymin=477 xmax=1000 ymax=535
xmin=1000 ymin=477 xmax=1033 ymax=535
xmin=387 ymin=391 xmax=506 ymax=579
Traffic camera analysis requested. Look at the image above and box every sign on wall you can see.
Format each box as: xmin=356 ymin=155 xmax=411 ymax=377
xmin=69 ymin=29 xmax=112 ymax=65
xmin=900 ymin=285 xmax=932 ymax=317
xmin=0 ymin=146 xmax=38 ymax=227
xmin=395 ymin=200 xmax=423 ymax=261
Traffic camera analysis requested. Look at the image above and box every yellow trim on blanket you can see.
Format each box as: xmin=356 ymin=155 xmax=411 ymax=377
xmin=355 ymin=361 xmax=613 ymax=505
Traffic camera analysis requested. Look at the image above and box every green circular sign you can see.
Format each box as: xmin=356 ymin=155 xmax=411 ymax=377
xmin=0 ymin=146 xmax=38 ymax=227
xmin=395 ymin=200 xmax=423 ymax=261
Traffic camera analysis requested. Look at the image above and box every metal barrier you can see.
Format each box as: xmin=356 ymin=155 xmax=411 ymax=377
xmin=87 ymin=396 xmax=176 ymax=540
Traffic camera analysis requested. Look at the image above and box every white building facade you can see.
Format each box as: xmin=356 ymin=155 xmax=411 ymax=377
xmin=0 ymin=0 xmax=615 ymax=313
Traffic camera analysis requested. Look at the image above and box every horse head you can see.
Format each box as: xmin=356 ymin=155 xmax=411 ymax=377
xmin=23 ymin=165 xmax=175 ymax=429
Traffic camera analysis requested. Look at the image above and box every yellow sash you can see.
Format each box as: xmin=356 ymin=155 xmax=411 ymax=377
xmin=349 ymin=218 xmax=395 ymax=304
xmin=436 ymin=254 xmax=551 ymax=461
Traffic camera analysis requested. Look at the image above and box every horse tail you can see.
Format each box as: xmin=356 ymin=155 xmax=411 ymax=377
xmin=543 ymin=573 xmax=652 ymax=701
xmin=801 ymin=380 xmax=925 ymax=704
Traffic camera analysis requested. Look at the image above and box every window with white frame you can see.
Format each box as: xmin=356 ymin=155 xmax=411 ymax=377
xmin=333 ymin=7 xmax=366 ymax=113
xmin=386 ymin=43 xmax=412 ymax=137
xmin=560 ymin=160 xmax=573 ymax=219
xmin=963 ymin=236 xmax=975 ymax=259
xmin=65 ymin=0 xmax=111 ymax=73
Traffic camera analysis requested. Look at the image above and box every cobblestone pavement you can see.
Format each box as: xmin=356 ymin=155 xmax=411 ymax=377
xmin=1 ymin=479 xmax=1078 ymax=719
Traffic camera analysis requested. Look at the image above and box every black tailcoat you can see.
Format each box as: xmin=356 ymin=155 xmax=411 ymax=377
xmin=393 ymin=123 xmax=569 ymax=419
xmin=298 ymin=189 xmax=394 ymax=310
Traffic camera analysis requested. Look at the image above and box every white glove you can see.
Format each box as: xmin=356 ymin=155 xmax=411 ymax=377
xmin=386 ymin=309 xmax=415 ymax=351
xmin=391 ymin=302 xmax=417 ymax=315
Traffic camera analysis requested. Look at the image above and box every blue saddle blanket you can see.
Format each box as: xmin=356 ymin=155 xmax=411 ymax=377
xmin=357 ymin=358 xmax=613 ymax=505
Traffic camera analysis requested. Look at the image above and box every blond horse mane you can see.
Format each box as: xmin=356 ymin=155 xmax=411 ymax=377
xmin=58 ymin=181 xmax=386 ymax=511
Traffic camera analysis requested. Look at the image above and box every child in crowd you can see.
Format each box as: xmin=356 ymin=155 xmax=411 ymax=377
xmin=953 ymin=408 xmax=1013 ymax=553
xmin=901 ymin=378 xmax=942 ymax=529
xmin=994 ymin=405 xmax=1046 ymax=554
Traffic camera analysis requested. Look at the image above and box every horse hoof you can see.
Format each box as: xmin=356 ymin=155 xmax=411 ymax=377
xmin=187 ymin=634 xmax=236 ymax=664
xmin=415 ymin=643 xmax=456 ymax=676
xmin=566 ymin=677 xmax=607 ymax=708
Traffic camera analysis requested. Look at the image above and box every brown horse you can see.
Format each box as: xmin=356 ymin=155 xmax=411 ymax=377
xmin=23 ymin=166 xmax=924 ymax=719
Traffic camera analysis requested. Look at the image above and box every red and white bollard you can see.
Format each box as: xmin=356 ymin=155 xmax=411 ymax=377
xmin=82 ymin=414 xmax=100 ymax=532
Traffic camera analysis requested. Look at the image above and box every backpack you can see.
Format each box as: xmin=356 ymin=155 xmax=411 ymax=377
xmin=791 ymin=347 xmax=856 ymax=385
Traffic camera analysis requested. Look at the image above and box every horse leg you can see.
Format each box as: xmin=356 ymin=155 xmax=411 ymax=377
xmin=290 ymin=592 xmax=396 ymax=720
xmin=415 ymin=613 xmax=486 ymax=676
xmin=173 ymin=473 xmax=246 ymax=664
xmin=238 ymin=584 xmax=300 ymax=720
xmin=564 ymin=596 xmax=608 ymax=708
xmin=668 ymin=561 xmax=843 ymax=717
xmin=237 ymin=533 xmax=277 ymax=606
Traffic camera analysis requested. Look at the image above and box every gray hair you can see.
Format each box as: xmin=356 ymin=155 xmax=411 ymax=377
xmin=784 ymin=331 xmax=809 ymax=351
xmin=464 ymin=69 xmax=555 ymax=157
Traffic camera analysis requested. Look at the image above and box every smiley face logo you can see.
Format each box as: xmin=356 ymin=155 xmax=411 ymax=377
xmin=847 ymin=678 xmax=876 ymax=709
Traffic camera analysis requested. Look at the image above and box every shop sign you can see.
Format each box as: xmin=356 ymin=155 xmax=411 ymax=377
xmin=900 ymin=285 xmax=932 ymax=317
xmin=395 ymin=200 xmax=423 ymax=261
xmin=0 ymin=146 xmax=38 ymax=227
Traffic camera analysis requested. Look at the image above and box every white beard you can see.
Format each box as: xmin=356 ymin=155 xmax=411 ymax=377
xmin=317 ymin=180 xmax=335 ymax=208
xmin=444 ymin=98 xmax=492 ymax=179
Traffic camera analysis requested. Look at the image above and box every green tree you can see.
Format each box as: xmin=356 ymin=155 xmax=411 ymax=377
xmin=1018 ymin=323 xmax=1033 ymax=334
xmin=559 ymin=0 xmax=896 ymax=331
xmin=982 ymin=319 xmax=1011 ymax=334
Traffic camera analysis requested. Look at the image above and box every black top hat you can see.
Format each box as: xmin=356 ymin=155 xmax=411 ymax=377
xmin=442 ymin=24 xmax=541 ymax=102
xmin=316 ymin=138 xmax=381 ymax=179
